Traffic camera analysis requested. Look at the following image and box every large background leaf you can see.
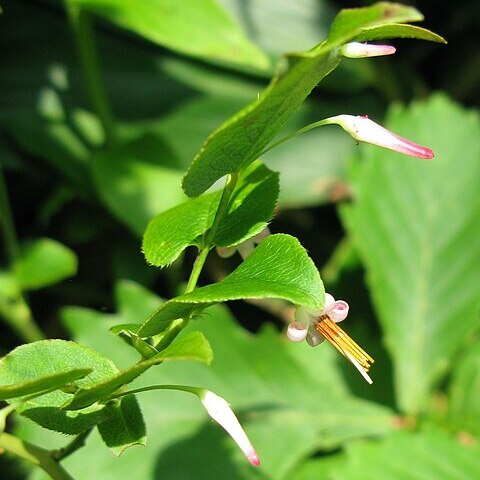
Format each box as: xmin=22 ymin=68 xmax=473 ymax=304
xmin=74 ymin=0 xmax=270 ymax=71
xmin=292 ymin=430 xmax=480 ymax=479
xmin=341 ymin=94 xmax=480 ymax=414
xmin=21 ymin=282 xmax=393 ymax=480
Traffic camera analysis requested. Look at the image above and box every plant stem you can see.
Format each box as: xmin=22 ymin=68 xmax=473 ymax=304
xmin=258 ymin=119 xmax=330 ymax=157
xmin=0 ymin=432 xmax=74 ymax=480
xmin=0 ymin=162 xmax=19 ymax=265
xmin=0 ymin=293 xmax=45 ymax=342
xmin=184 ymin=173 xmax=239 ymax=294
xmin=52 ymin=428 xmax=92 ymax=461
xmin=65 ymin=1 xmax=117 ymax=147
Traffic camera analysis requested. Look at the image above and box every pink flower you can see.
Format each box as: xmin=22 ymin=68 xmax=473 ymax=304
xmin=341 ymin=42 xmax=396 ymax=58
xmin=287 ymin=293 xmax=374 ymax=384
xmin=324 ymin=114 xmax=434 ymax=159
xmin=200 ymin=390 xmax=260 ymax=466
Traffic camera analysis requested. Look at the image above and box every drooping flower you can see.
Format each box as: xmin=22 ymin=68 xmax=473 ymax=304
xmin=287 ymin=293 xmax=374 ymax=384
xmin=341 ymin=42 xmax=396 ymax=58
xmin=216 ymin=227 xmax=270 ymax=260
xmin=200 ymin=390 xmax=260 ymax=466
xmin=323 ymin=114 xmax=434 ymax=159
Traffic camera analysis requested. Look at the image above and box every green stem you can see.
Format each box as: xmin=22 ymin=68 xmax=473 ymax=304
xmin=258 ymin=119 xmax=330 ymax=157
xmin=111 ymin=384 xmax=201 ymax=400
xmin=184 ymin=173 xmax=239 ymax=294
xmin=0 ymin=162 xmax=19 ymax=265
xmin=0 ymin=291 xmax=45 ymax=343
xmin=65 ymin=1 xmax=117 ymax=147
xmin=0 ymin=432 xmax=74 ymax=480
xmin=52 ymin=428 xmax=92 ymax=461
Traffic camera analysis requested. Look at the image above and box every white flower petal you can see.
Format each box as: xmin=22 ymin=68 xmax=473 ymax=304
xmin=201 ymin=391 xmax=260 ymax=466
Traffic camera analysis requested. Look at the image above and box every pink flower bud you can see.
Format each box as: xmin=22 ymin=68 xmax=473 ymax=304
xmin=200 ymin=390 xmax=260 ymax=466
xmin=325 ymin=115 xmax=434 ymax=159
xmin=342 ymin=42 xmax=396 ymax=58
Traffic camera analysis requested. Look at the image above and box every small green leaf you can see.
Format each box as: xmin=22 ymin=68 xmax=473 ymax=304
xmin=214 ymin=162 xmax=279 ymax=247
xmin=449 ymin=343 xmax=480 ymax=437
xmin=63 ymin=332 xmax=212 ymax=410
xmin=92 ymin=133 xmax=187 ymax=236
xmin=143 ymin=192 xmax=220 ymax=267
xmin=0 ymin=368 xmax=92 ymax=401
xmin=0 ymin=340 xmax=119 ymax=434
xmin=143 ymin=162 xmax=279 ymax=267
xmin=73 ymin=0 xmax=270 ymax=71
xmin=97 ymin=395 xmax=146 ymax=456
xmin=354 ymin=24 xmax=447 ymax=43
xmin=140 ymin=234 xmax=324 ymax=336
xmin=14 ymin=238 xmax=77 ymax=290
xmin=327 ymin=2 xmax=423 ymax=45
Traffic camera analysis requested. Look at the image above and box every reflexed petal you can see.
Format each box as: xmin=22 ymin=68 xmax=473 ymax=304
xmin=287 ymin=322 xmax=308 ymax=342
xmin=329 ymin=300 xmax=349 ymax=322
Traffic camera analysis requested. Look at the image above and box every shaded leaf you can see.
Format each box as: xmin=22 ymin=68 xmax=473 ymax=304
xmin=74 ymin=0 xmax=270 ymax=71
xmin=97 ymin=395 xmax=146 ymax=456
xmin=334 ymin=430 xmax=480 ymax=480
xmin=139 ymin=234 xmax=324 ymax=336
xmin=92 ymin=133 xmax=187 ymax=236
xmin=14 ymin=238 xmax=77 ymax=290
xmin=354 ymin=24 xmax=446 ymax=43
xmin=341 ymin=95 xmax=480 ymax=413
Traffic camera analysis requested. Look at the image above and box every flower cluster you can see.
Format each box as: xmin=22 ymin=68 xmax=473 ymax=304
xmin=287 ymin=293 xmax=374 ymax=384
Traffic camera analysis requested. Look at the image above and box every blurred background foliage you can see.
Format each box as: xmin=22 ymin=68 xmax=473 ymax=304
xmin=1 ymin=0 xmax=479 ymax=479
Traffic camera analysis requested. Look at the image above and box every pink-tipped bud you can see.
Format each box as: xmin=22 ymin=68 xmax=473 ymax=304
xmin=287 ymin=322 xmax=308 ymax=342
xmin=342 ymin=42 xmax=396 ymax=58
xmin=325 ymin=114 xmax=434 ymax=159
xmin=329 ymin=300 xmax=349 ymax=322
xmin=200 ymin=391 xmax=260 ymax=466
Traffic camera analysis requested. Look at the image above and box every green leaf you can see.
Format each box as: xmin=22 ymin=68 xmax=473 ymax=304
xmin=143 ymin=192 xmax=220 ymax=267
xmin=331 ymin=430 xmax=480 ymax=480
xmin=354 ymin=24 xmax=446 ymax=43
xmin=97 ymin=395 xmax=146 ymax=456
xmin=0 ymin=340 xmax=119 ymax=434
xmin=182 ymin=2 xmax=439 ymax=197
xmin=73 ymin=0 xmax=270 ymax=71
xmin=326 ymin=2 xmax=423 ymax=45
xmin=92 ymin=133 xmax=187 ymax=236
xmin=14 ymin=238 xmax=77 ymax=290
xmin=140 ymin=234 xmax=324 ymax=336
xmin=20 ymin=295 xmax=392 ymax=480
xmin=341 ymin=95 xmax=480 ymax=414
xmin=214 ymin=162 xmax=279 ymax=247
xmin=63 ymin=332 xmax=213 ymax=410
xmin=449 ymin=342 xmax=480 ymax=437
xmin=0 ymin=369 xmax=92 ymax=401
xmin=143 ymin=162 xmax=279 ymax=267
